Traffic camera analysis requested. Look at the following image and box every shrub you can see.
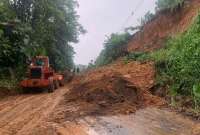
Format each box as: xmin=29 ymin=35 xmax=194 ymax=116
xmin=95 ymin=32 xmax=132 ymax=66
xmin=124 ymin=52 xmax=149 ymax=62
xmin=156 ymin=0 xmax=184 ymax=11
xmin=151 ymin=14 xmax=200 ymax=108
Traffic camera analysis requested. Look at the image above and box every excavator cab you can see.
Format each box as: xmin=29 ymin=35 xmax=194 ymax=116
xmin=31 ymin=56 xmax=49 ymax=67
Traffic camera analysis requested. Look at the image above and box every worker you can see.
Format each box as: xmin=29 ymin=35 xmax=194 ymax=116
xmin=36 ymin=59 xmax=44 ymax=66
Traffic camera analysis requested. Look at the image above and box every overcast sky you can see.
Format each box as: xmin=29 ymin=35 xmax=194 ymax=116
xmin=74 ymin=0 xmax=157 ymax=65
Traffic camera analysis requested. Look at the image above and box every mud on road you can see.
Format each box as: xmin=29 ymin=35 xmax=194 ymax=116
xmin=0 ymin=86 xmax=67 ymax=135
xmin=0 ymin=61 xmax=199 ymax=135
xmin=0 ymin=86 xmax=199 ymax=135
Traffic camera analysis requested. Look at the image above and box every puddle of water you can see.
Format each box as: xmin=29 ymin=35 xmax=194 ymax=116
xmin=80 ymin=108 xmax=199 ymax=135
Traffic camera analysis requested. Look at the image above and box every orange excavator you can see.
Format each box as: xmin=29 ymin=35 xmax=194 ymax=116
xmin=20 ymin=56 xmax=64 ymax=93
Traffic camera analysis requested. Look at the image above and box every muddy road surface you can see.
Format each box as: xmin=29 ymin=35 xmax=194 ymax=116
xmin=0 ymin=87 xmax=67 ymax=135
xmin=0 ymin=86 xmax=199 ymax=135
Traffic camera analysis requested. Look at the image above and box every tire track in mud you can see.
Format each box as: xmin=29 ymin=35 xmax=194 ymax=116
xmin=0 ymin=95 xmax=50 ymax=134
xmin=0 ymin=86 xmax=68 ymax=135
xmin=0 ymin=95 xmax=37 ymax=114
xmin=0 ymin=95 xmax=47 ymax=127
xmin=17 ymin=90 xmax=67 ymax=135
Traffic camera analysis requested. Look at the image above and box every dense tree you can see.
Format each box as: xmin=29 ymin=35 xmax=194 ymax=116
xmin=0 ymin=0 xmax=84 ymax=79
xmin=95 ymin=32 xmax=132 ymax=66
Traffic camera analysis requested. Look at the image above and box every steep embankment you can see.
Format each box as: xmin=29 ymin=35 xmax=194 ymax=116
xmin=127 ymin=0 xmax=200 ymax=52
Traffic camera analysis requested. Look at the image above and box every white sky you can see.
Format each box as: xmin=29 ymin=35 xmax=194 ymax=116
xmin=74 ymin=0 xmax=157 ymax=65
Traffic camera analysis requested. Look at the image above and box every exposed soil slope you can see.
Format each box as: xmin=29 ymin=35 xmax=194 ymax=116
xmin=128 ymin=0 xmax=200 ymax=52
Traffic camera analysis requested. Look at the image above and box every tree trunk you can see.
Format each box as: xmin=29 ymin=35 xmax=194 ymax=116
xmin=8 ymin=67 xmax=15 ymax=80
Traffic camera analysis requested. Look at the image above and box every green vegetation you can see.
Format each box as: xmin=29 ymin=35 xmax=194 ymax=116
xmin=150 ymin=14 xmax=200 ymax=108
xmin=87 ymin=60 xmax=95 ymax=69
xmin=140 ymin=11 xmax=155 ymax=26
xmin=93 ymin=0 xmax=199 ymax=111
xmin=121 ymin=12 xmax=200 ymax=110
xmin=94 ymin=0 xmax=186 ymax=67
xmin=156 ymin=0 xmax=184 ymax=11
xmin=95 ymin=32 xmax=132 ymax=66
xmin=0 ymin=0 xmax=84 ymax=85
xmin=139 ymin=0 xmax=185 ymax=29
xmin=124 ymin=52 xmax=149 ymax=64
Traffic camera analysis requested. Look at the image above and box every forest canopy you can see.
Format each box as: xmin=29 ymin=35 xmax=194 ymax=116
xmin=0 ymin=0 xmax=84 ymax=79
xmin=95 ymin=32 xmax=132 ymax=66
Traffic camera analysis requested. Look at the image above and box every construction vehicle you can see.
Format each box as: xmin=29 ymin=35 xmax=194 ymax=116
xmin=20 ymin=56 xmax=64 ymax=93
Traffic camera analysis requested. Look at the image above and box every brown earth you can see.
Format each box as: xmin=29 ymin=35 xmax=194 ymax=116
xmin=0 ymin=61 xmax=164 ymax=135
xmin=0 ymin=61 xmax=199 ymax=135
xmin=0 ymin=87 xmax=18 ymax=98
xmin=127 ymin=0 xmax=200 ymax=52
xmin=0 ymin=61 xmax=165 ymax=135
xmin=0 ymin=86 xmax=90 ymax=135
xmin=0 ymin=86 xmax=67 ymax=135
xmin=1 ymin=1 xmax=200 ymax=134
xmin=51 ymin=61 xmax=165 ymax=123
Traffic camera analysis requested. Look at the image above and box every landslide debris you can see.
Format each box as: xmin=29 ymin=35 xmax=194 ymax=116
xmin=52 ymin=61 xmax=165 ymax=122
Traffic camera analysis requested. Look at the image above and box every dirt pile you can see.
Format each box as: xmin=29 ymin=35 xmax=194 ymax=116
xmin=127 ymin=0 xmax=200 ymax=52
xmin=52 ymin=61 xmax=165 ymax=122
xmin=66 ymin=72 xmax=139 ymax=113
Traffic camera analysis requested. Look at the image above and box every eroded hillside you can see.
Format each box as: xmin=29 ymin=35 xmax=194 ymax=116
xmin=128 ymin=0 xmax=200 ymax=52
